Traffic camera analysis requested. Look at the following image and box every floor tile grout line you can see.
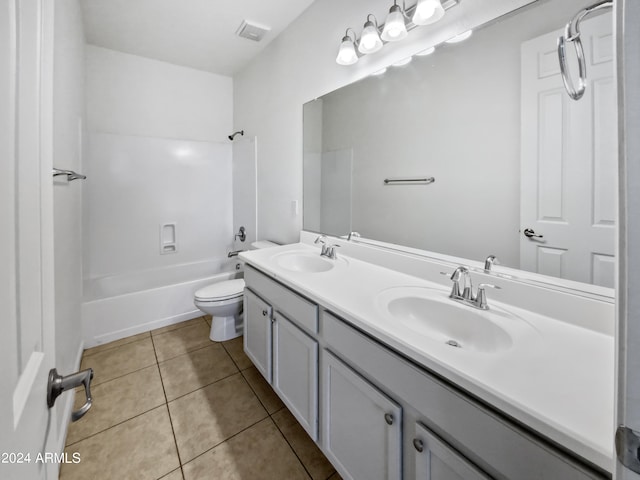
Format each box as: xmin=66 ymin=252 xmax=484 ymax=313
xmin=179 ymin=414 xmax=271 ymax=468
xmin=150 ymin=333 xmax=185 ymax=468
xmin=88 ymin=360 xmax=158 ymax=390
xmin=65 ymin=403 xmax=168 ymax=448
xmin=156 ymin=341 xmax=223 ymax=366
xmin=220 ymin=341 xmax=246 ymax=371
xmin=241 ymin=369 xmax=280 ymax=414
xmin=270 ymin=414 xmax=314 ymax=480
xmin=165 ymin=370 xmax=241 ymax=404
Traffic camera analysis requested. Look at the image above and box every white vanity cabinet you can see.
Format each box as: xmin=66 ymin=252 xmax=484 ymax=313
xmin=273 ymin=312 xmax=318 ymax=439
xmin=323 ymin=351 xmax=402 ymax=480
xmin=413 ymin=423 xmax=491 ymax=480
xmin=242 ymin=265 xmax=608 ymax=480
xmin=244 ymin=266 xmax=319 ymax=441
xmin=243 ymin=289 xmax=272 ymax=382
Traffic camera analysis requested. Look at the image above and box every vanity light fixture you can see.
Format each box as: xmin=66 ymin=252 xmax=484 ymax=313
xmin=392 ymin=56 xmax=413 ymax=66
xmin=358 ymin=15 xmax=384 ymax=54
xmin=336 ymin=29 xmax=359 ymax=65
xmin=415 ymin=46 xmax=436 ymax=56
xmin=372 ymin=67 xmax=388 ymax=75
xmin=336 ymin=0 xmax=458 ymax=66
xmin=412 ymin=0 xmax=445 ymax=26
xmin=381 ymin=1 xmax=408 ymax=42
xmin=445 ymin=29 xmax=473 ymax=43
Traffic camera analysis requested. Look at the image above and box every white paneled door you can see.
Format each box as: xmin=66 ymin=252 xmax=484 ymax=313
xmin=520 ymin=12 xmax=616 ymax=287
xmin=0 ymin=1 xmax=58 ymax=479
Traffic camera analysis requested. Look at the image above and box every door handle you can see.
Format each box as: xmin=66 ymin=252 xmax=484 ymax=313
xmin=47 ymin=368 xmax=94 ymax=422
xmin=523 ymin=228 xmax=544 ymax=239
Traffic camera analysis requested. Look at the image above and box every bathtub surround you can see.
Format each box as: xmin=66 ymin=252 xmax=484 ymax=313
xmin=82 ymin=46 xmax=235 ymax=347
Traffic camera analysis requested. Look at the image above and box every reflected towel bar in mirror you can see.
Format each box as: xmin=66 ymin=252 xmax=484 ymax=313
xmin=53 ymin=168 xmax=87 ymax=181
xmin=383 ymin=177 xmax=435 ymax=185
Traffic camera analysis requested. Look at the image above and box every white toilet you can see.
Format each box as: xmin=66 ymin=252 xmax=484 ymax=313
xmin=194 ymin=240 xmax=276 ymax=341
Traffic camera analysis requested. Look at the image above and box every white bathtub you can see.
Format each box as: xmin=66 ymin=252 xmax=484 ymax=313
xmin=82 ymin=259 xmax=241 ymax=348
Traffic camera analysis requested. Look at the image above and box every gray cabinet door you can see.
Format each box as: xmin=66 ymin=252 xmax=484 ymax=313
xmin=243 ymin=289 xmax=272 ymax=382
xmin=323 ymin=351 xmax=402 ymax=480
xmin=273 ymin=313 xmax=318 ymax=440
xmin=414 ymin=422 xmax=491 ymax=480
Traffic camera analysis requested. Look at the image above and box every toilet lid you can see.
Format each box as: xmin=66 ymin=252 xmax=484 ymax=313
xmin=195 ymin=279 xmax=245 ymax=301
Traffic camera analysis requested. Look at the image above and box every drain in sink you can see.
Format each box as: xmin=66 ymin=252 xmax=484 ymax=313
xmin=446 ymin=340 xmax=462 ymax=348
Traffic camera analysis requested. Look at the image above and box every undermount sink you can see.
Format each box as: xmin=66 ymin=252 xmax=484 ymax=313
xmin=376 ymin=287 xmax=513 ymax=353
xmin=274 ymin=252 xmax=337 ymax=273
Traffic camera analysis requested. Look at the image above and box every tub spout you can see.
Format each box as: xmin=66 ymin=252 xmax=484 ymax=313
xmin=228 ymin=250 xmax=245 ymax=258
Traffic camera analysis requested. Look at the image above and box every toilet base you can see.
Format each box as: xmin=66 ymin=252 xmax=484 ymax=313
xmin=210 ymin=313 xmax=243 ymax=342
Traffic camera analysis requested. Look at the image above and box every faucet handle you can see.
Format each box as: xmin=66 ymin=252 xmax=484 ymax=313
xmin=326 ymin=244 xmax=341 ymax=259
xmin=475 ymin=283 xmax=501 ymax=309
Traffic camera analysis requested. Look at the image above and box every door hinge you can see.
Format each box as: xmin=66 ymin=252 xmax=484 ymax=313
xmin=616 ymin=426 xmax=640 ymax=474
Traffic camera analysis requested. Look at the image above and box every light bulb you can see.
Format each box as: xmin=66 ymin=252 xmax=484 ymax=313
xmin=381 ymin=4 xmax=407 ymax=42
xmin=358 ymin=18 xmax=383 ymax=54
xmin=336 ymin=35 xmax=358 ymax=65
xmin=412 ymin=0 xmax=445 ymax=26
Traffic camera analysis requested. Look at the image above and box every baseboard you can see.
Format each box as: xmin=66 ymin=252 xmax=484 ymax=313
xmin=85 ymin=309 xmax=204 ymax=348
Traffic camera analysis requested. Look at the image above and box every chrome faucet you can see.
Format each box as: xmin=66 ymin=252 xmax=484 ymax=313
xmin=314 ymin=235 xmax=339 ymax=259
xmin=321 ymin=244 xmax=340 ymax=259
xmin=448 ymin=266 xmax=501 ymax=310
xmin=484 ymin=255 xmax=499 ymax=272
xmin=347 ymin=231 xmax=361 ymax=241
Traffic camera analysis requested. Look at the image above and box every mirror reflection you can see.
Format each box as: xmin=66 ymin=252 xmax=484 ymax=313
xmin=303 ymin=0 xmax=616 ymax=288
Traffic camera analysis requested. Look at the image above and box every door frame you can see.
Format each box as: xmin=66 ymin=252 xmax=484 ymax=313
xmin=615 ymin=0 xmax=640 ymax=479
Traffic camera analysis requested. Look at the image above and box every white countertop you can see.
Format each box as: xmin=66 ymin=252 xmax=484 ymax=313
xmin=240 ymin=242 xmax=614 ymax=473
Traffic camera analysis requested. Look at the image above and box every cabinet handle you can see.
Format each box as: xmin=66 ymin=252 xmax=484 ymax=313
xmin=262 ymin=309 xmax=268 ymax=316
xmin=413 ymin=438 xmax=424 ymax=452
xmin=384 ymin=413 xmax=394 ymax=425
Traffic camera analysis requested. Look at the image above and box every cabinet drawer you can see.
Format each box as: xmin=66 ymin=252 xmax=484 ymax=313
xmin=245 ymin=266 xmax=318 ymax=333
xmin=322 ymin=311 xmax=606 ymax=480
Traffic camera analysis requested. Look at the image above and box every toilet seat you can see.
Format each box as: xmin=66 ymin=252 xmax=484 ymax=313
xmin=194 ymin=279 xmax=245 ymax=302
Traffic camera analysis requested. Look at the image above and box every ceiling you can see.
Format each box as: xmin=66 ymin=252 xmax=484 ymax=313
xmin=80 ymin=0 xmax=316 ymax=76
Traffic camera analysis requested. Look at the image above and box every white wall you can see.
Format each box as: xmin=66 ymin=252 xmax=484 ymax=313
xmin=53 ymin=0 xmax=85 ymax=437
xmin=85 ymin=45 xmax=232 ymax=142
xmin=233 ymin=0 xmax=536 ymax=245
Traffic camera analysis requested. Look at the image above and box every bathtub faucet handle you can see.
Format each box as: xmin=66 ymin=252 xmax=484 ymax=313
xmin=234 ymin=226 xmax=246 ymax=242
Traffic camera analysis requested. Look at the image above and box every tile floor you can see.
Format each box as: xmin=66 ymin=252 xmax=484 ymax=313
xmin=60 ymin=316 xmax=341 ymax=480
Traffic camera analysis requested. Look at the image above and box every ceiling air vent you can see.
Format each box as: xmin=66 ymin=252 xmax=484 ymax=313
xmin=236 ymin=20 xmax=271 ymax=42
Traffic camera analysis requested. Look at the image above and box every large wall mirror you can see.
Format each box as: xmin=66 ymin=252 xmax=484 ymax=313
xmin=303 ymin=0 xmax=616 ymax=289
